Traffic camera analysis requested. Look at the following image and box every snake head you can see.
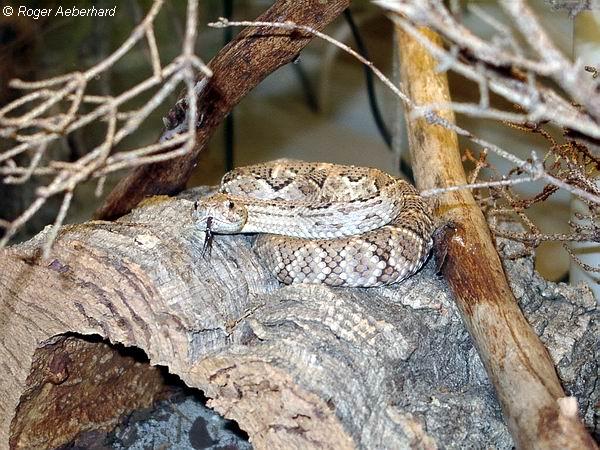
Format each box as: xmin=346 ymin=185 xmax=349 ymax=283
xmin=192 ymin=193 xmax=248 ymax=234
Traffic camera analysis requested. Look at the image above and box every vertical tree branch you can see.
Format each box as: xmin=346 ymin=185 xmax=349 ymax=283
xmin=396 ymin=26 xmax=597 ymax=449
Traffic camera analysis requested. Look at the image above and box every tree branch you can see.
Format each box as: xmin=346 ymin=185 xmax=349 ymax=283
xmin=499 ymin=0 xmax=600 ymax=121
xmin=95 ymin=0 xmax=350 ymax=220
xmin=396 ymin=25 xmax=597 ymax=449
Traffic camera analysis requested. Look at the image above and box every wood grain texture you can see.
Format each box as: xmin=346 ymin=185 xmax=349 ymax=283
xmin=2 ymin=191 xmax=443 ymax=449
xmin=396 ymin=26 xmax=597 ymax=450
xmin=95 ymin=0 xmax=349 ymax=221
xmin=0 ymin=189 xmax=597 ymax=448
xmin=9 ymin=337 xmax=166 ymax=449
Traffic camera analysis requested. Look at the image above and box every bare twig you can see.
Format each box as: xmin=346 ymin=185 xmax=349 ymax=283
xmin=0 ymin=0 xmax=208 ymax=252
xmin=420 ymin=174 xmax=539 ymax=197
xmin=499 ymin=0 xmax=600 ymax=120
xmin=374 ymin=0 xmax=600 ymax=140
xmin=210 ymin=17 xmax=600 ymax=207
xmin=207 ymin=17 xmax=410 ymax=105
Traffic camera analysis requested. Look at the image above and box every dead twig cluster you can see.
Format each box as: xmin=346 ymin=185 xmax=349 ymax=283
xmin=482 ymin=121 xmax=600 ymax=271
xmin=0 ymin=0 xmax=209 ymax=256
xmin=377 ymin=0 xmax=600 ymax=140
xmin=374 ymin=0 xmax=600 ymax=275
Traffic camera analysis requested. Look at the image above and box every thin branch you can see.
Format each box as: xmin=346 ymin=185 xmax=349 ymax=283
xmin=42 ymin=190 xmax=74 ymax=259
xmin=207 ymin=18 xmax=412 ymax=105
xmin=0 ymin=0 xmax=209 ymax=252
xmin=499 ymin=0 xmax=600 ymax=121
xmin=420 ymin=174 xmax=539 ymax=198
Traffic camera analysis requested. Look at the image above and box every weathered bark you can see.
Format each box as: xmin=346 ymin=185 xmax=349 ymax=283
xmin=396 ymin=26 xmax=598 ymax=449
xmin=95 ymin=0 xmax=350 ymax=221
xmin=0 ymin=189 xmax=597 ymax=449
xmin=9 ymin=337 xmax=166 ymax=449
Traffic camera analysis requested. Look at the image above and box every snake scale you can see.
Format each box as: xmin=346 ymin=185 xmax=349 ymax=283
xmin=192 ymin=161 xmax=435 ymax=287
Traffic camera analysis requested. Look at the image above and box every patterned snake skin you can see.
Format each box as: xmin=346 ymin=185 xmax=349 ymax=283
xmin=192 ymin=161 xmax=435 ymax=287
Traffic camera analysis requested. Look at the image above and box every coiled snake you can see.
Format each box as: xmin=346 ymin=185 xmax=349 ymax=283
xmin=193 ymin=161 xmax=435 ymax=287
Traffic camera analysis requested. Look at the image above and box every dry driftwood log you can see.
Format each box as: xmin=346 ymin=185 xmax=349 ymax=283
xmin=0 ymin=188 xmax=597 ymax=449
xmin=96 ymin=0 xmax=349 ymax=221
xmin=396 ymin=25 xmax=598 ymax=449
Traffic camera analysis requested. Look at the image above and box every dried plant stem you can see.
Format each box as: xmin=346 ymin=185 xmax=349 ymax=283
xmin=420 ymin=175 xmax=539 ymax=197
xmin=42 ymin=190 xmax=74 ymax=259
xmin=208 ymin=18 xmax=412 ymax=105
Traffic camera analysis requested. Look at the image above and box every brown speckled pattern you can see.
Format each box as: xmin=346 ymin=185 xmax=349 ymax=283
xmin=196 ymin=161 xmax=435 ymax=287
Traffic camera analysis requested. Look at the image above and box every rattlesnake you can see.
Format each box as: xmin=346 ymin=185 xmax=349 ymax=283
xmin=192 ymin=161 xmax=435 ymax=287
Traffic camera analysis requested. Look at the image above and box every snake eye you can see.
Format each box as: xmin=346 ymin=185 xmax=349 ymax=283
xmin=227 ymin=201 xmax=234 ymax=210
xmin=193 ymin=201 xmax=198 ymax=210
